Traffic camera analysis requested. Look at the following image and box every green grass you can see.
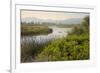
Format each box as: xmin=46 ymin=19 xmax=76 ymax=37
xmin=21 ymin=25 xmax=52 ymax=35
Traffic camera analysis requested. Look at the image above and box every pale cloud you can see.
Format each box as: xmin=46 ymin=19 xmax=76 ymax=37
xmin=21 ymin=10 xmax=89 ymax=20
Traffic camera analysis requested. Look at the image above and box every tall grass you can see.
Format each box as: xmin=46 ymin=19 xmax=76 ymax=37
xmin=21 ymin=38 xmax=51 ymax=62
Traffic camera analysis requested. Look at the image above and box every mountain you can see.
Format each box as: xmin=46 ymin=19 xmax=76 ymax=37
xmin=61 ymin=18 xmax=83 ymax=24
xmin=21 ymin=17 xmax=83 ymax=24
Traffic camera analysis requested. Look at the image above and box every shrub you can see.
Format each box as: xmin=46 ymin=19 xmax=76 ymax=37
xmin=35 ymin=16 xmax=90 ymax=61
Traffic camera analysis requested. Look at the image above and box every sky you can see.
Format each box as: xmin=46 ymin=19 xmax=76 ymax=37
xmin=21 ymin=10 xmax=89 ymax=20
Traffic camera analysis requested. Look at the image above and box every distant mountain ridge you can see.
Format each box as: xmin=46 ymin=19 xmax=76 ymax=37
xmin=21 ymin=17 xmax=83 ymax=24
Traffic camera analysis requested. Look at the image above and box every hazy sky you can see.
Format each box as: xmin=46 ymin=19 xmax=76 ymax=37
xmin=21 ymin=10 xmax=89 ymax=20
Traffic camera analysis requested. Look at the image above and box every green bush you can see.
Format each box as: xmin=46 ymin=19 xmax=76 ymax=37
xmin=35 ymin=16 xmax=90 ymax=61
xmin=35 ymin=34 xmax=89 ymax=61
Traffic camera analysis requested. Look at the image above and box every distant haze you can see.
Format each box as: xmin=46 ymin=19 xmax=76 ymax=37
xmin=21 ymin=10 xmax=89 ymax=24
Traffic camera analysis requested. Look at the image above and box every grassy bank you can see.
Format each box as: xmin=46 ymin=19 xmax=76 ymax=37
xmin=21 ymin=25 xmax=52 ymax=35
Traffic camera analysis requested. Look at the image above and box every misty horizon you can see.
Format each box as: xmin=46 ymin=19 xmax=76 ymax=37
xmin=21 ymin=10 xmax=89 ymax=20
xmin=21 ymin=10 xmax=89 ymax=25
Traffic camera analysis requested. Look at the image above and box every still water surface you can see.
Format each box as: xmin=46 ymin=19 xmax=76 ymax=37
xmin=21 ymin=26 xmax=72 ymax=44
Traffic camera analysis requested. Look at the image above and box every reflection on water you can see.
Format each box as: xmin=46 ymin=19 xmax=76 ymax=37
xmin=21 ymin=26 xmax=72 ymax=44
